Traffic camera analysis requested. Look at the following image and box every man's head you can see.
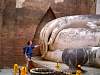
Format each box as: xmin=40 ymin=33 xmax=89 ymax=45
xmin=27 ymin=40 xmax=33 ymax=45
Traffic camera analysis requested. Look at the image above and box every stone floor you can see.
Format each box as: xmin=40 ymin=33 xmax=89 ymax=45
xmin=0 ymin=69 xmax=30 ymax=75
xmin=0 ymin=69 xmax=13 ymax=75
xmin=0 ymin=68 xmax=100 ymax=75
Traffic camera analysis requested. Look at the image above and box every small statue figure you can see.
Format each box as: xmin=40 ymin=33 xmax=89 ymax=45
xmin=55 ymin=61 xmax=61 ymax=71
xmin=21 ymin=66 xmax=27 ymax=75
xmin=14 ymin=64 xmax=19 ymax=75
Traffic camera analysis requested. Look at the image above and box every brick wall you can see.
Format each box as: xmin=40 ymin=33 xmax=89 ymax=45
xmin=0 ymin=0 xmax=4 ymax=68
xmin=1 ymin=0 xmax=19 ymax=68
xmin=0 ymin=0 xmax=42 ymax=68
xmin=0 ymin=14 xmax=2 ymax=68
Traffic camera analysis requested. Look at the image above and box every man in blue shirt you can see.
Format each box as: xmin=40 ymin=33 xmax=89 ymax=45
xmin=23 ymin=40 xmax=40 ymax=71
xmin=23 ymin=40 xmax=39 ymax=61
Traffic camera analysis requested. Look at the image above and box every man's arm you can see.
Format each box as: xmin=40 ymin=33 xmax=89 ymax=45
xmin=31 ymin=44 xmax=40 ymax=49
xmin=34 ymin=45 xmax=40 ymax=48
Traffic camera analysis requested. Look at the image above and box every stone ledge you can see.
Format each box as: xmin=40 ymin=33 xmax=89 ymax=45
xmin=31 ymin=56 xmax=100 ymax=75
xmin=31 ymin=56 xmax=68 ymax=71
